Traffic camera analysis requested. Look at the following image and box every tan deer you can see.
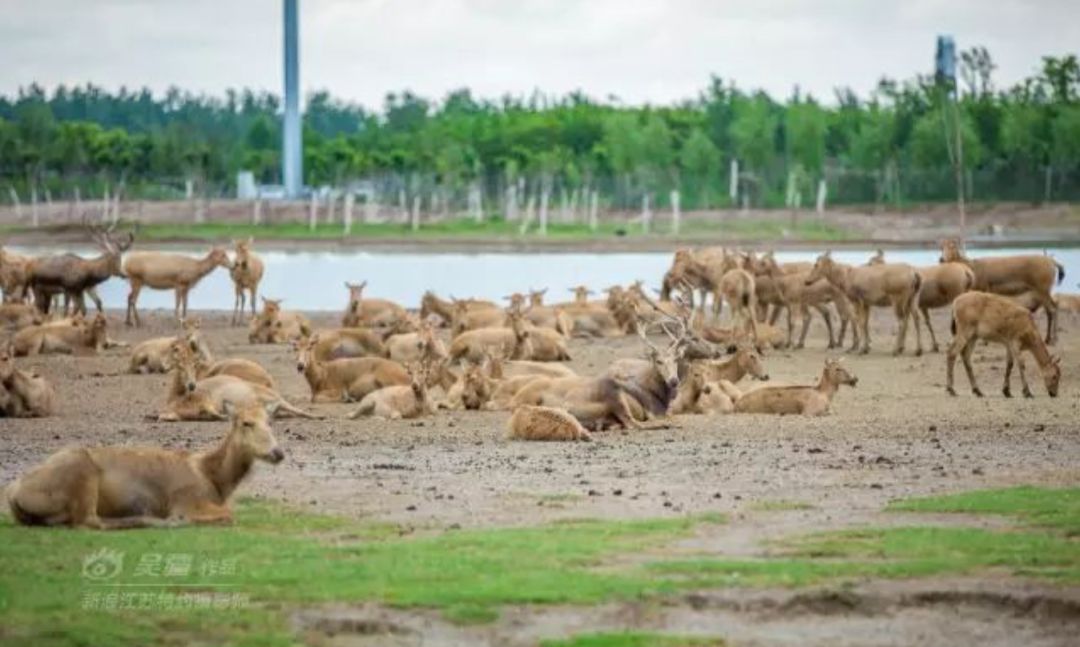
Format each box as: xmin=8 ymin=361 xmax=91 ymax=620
xmin=0 ymin=246 xmax=33 ymax=303
xmin=912 ymin=262 xmax=976 ymax=354
xmin=507 ymin=405 xmax=593 ymax=441
xmin=248 ymin=298 xmax=311 ymax=344
xmin=940 ymin=239 xmax=1065 ymax=344
xmin=806 ymin=252 xmax=922 ymax=355
xmin=7 ymin=401 xmax=283 ymax=528
xmin=386 ymin=319 xmax=447 ymax=363
xmin=296 ymin=327 xmax=386 ymax=361
xmin=230 ymin=237 xmax=265 ymax=326
xmin=758 ymin=254 xmax=852 ymax=350
xmin=158 ymin=344 xmax=318 ymax=421
xmin=732 ymin=358 xmax=858 ymax=416
xmin=0 ymin=342 xmax=55 ymax=417
xmin=13 ymin=313 xmax=108 ymax=356
xmin=448 ymin=309 xmax=533 ymax=363
xmin=294 ymin=334 xmax=409 ymax=402
xmin=671 ymin=365 xmax=741 ymax=415
xmin=342 ymin=281 xmax=409 ymax=329
xmin=946 ymin=291 xmax=1061 ymax=399
xmin=450 ymin=300 xmax=508 ymax=335
xmin=122 ymin=246 xmax=232 ymax=326
xmin=129 ymin=318 xmax=211 ymax=374
xmin=347 ymin=362 xmax=436 ymax=420
xmin=420 ymin=291 xmax=495 ymax=327
xmin=0 ymin=303 xmax=40 ymax=331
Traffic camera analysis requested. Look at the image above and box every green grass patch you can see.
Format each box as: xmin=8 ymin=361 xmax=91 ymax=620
xmin=541 ymin=632 xmax=726 ymax=647
xmin=887 ymin=486 xmax=1080 ymax=534
xmin=0 ymin=502 xmax=723 ymax=646
xmin=746 ymin=500 xmax=816 ymax=512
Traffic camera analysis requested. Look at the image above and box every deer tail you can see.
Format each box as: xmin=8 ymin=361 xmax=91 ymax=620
xmin=1056 ymin=261 xmax=1065 ymax=285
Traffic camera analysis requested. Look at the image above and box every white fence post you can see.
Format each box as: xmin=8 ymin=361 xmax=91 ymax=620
xmin=539 ymin=187 xmax=549 ymax=236
xmin=641 ymin=193 xmax=651 ymax=234
xmin=670 ymin=189 xmax=681 ymax=235
xmin=411 ymin=195 xmax=421 ymax=232
xmin=519 ymin=195 xmax=536 ymax=235
xmin=588 ymin=190 xmax=599 ymax=232
xmin=8 ymin=188 xmax=21 ymax=222
xmin=309 ymin=193 xmax=318 ymax=231
xmin=252 ymin=199 xmax=262 ymax=225
xmin=729 ymin=160 xmax=739 ymax=203
xmin=343 ymin=193 xmax=354 ymax=235
xmin=815 ymin=178 xmax=827 ymax=214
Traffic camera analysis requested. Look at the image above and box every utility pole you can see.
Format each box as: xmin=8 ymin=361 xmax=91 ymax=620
xmin=282 ymin=0 xmax=303 ymax=199
xmin=936 ymin=35 xmax=965 ymax=242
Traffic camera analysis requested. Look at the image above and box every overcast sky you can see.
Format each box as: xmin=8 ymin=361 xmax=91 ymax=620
xmin=2 ymin=0 xmax=1078 ymax=109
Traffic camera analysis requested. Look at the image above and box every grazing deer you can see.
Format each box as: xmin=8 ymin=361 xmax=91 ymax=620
xmin=0 ymin=303 xmax=40 ymax=331
xmin=294 ymin=334 xmax=409 ymax=402
xmin=507 ymin=405 xmax=592 ymax=441
xmin=0 ymin=342 xmax=55 ymax=417
xmin=732 ymin=358 xmax=858 ymax=416
xmin=28 ymin=218 xmax=133 ymax=316
xmin=248 ymin=298 xmax=311 ymax=344
xmin=123 ymin=246 xmax=232 ymax=326
xmin=0 ymin=246 xmax=33 ymax=303
xmin=7 ymin=401 xmax=283 ymax=528
xmin=347 ymin=362 xmax=435 ymax=420
xmin=230 ymin=238 xmax=265 ymax=326
xmin=159 ymin=344 xmax=318 ymax=421
xmin=129 ymin=318 xmax=211 ymax=373
xmin=940 ymin=239 xmax=1065 ymax=344
xmin=946 ymin=291 xmax=1061 ymax=399
xmin=13 ymin=313 xmax=108 ymax=356
xmin=342 ymin=282 xmax=409 ymax=329
xmin=448 ymin=309 xmax=533 ymax=363
xmin=911 ymin=263 xmax=976 ymax=354
xmin=806 ymin=252 xmax=922 ymax=355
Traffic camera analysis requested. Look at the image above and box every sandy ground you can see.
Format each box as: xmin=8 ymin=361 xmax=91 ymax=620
xmin=2 ymin=307 xmax=1079 ymax=646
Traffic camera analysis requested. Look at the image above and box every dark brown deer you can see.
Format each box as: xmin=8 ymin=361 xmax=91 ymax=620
xmin=28 ymin=218 xmax=133 ymax=315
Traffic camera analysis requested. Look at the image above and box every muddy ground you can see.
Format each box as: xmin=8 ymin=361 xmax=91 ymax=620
xmin=2 ymin=306 xmax=1079 ymax=646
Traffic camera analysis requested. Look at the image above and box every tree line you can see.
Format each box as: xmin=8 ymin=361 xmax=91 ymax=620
xmin=1 ymin=48 xmax=1078 ymax=214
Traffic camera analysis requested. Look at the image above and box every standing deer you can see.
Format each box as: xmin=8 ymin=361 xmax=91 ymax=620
xmin=946 ymin=291 xmax=1061 ymax=399
xmin=230 ymin=238 xmax=264 ymax=326
xmin=123 ymin=246 xmax=232 ymax=326
xmin=912 ymin=263 xmax=976 ymax=354
xmin=28 ymin=219 xmax=133 ymax=315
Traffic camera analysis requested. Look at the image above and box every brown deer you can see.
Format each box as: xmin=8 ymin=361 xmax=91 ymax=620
xmin=0 ymin=303 xmax=40 ymax=331
xmin=759 ymin=254 xmax=852 ymax=350
xmin=671 ymin=365 xmax=741 ymax=415
xmin=7 ymin=401 xmax=283 ymax=528
xmin=940 ymin=239 xmax=1065 ymax=344
xmin=806 ymin=252 xmax=922 ymax=355
xmin=0 ymin=342 xmax=55 ymax=417
xmin=0 ymin=246 xmax=33 ymax=303
xmin=448 ymin=309 xmax=532 ymax=363
xmin=450 ymin=300 xmax=508 ymax=335
xmin=294 ymin=334 xmax=409 ymax=402
xmin=386 ymin=319 xmax=447 ymax=363
xmin=732 ymin=358 xmax=858 ymax=416
xmin=129 ymin=318 xmax=211 ymax=373
xmin=347 ymin=362 xmax=436 ymax=420
xmin=507 ymin=405 xmax=592 ymax=441
xmin=946 ymin=291 xmax=1061 ymax=399
xmin=159 ymin=344 xmax=318 ymax=421
xmin=295 ymin=327 xmax=386 ymax=361
xmin=420 ymin=291 xmax=494 ymax=327
xmin=27 ymin=219 xmax=134 ymax=316
xmin=230 ymin=238 xmax=265 ymax=326
xmin=911 ymin=263 xmax=976 ymax=354
xmin=866 ymin=249 xmax=886 ymax=266
xmin=13 ymin=313 xmax=108 ymax=356
xmin=123 ymin=246 xmax=232 ymax=326
xmin=342 ymin=282 xmax=409 ymax=329
xmin=248 ymin=298 xmax=311 ymax=344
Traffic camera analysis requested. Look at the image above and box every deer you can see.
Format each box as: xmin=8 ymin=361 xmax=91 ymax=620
xmin=450 ymin=300 xmax=508 ymax=335
xmin=294 ymin=333 xmax=409 ymax=403
xmin=347 ymin=362 xmax=436 ymax=420
xmin=0 ymin=246 xmax=33 ymax=303
xmin=758 ymin=253 xmax=852 ymax=350
xmin=295 ymin=327 xmax=386 ymax=361
xmin=670 ymin=364 xmax=742 ymax=415
xmin=946 ymin=291 xmax=1061 ymax=399
xmin=248 ymin=298 xmax=311 ymax=344
xmin=0 ymin=342 xmax=55 ymax=417
xmin=7 ymin=400 xmax=284 ymax=528
xmin=0 ymin=303 xmax=40 ymax=331
xmin=129 ymin=318 xmax=212 ymax=373
xmin=13 ymin=312 xmax=109 ymax=356
xmin=507 ymin=405 xmax=593 ymax=441
xmin=523 ymin=323 xmax=572 ymax=361
xmin=230 ymin=237 xmax=264 ymax=326
xmin=911 ymin=262 xmax=976 ymax=354
xmin=27 ymin=218 xmax=134 ymax=316
xmin=732 ymin=358 xmax=858 ymax=416
xmin=866 ymin=249 xmax=886 ymax=266
xmin=806 ymin=252 xmax=922 ymax=356
xmin=386 ymin=319 xmax=447 ymax=363
xmin=448 ymin=309 xmax=533 ymax=363
xmin=123 ymin=246 xmax=232 ymax=326
xmin=940 ymin=239 xmax=1065 ymax=345
xmin=420 ymin=291 xmax=495 ymax=327
xmin=342 ymin=282 xmax=409 ymax=329
xmin=692 ymin=344 xmax=770 ymax=384
xmin=158 ymin=344 xmax=319 ymax=421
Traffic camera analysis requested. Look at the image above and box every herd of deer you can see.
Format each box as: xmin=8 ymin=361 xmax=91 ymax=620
xmin=0 ymin=229 xmax=1073 ymax=529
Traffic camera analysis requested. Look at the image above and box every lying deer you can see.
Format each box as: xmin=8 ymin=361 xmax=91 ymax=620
xmin=159 ymin=344 xmax=318 ymax=421
xmin=7 ymin=401 xmax=283 ymax=528
xmin=123 ymin=246 xmax=232 ymax=326
xmin=294 ymin=334 xmax=409 ymax=402
xmin=296 ymin=327 xmax=386 ymax=361
xmin=386 ymin=319 xmax=447 ymax=363
xmin=448 ymin=309 xmax=532 ymax=363
xmin=342 ymin=281 xmax=409 ymax=329
xmin=129 ymin=318 xmax=211 ymax=373
xmin=0 ymin=303 xmax=40 ymax=331
xmin=0 ymin=246 xmax=33 ymax=303
xmin=347 ymin=362 xmax=435 ymax=420
xmin=230 ymin=238 xmax=265 ymax=326
xmin=248 ymin=298 xmax=311 ymax=344
xmin=420 ymin=291 xmax=494 ymax=327
xmin=507 ymin=405 xmax=593 ymax=441
xmin=732 ymin=358 xmax=858 ymax=416
xmin=13 ymin=313 xmax=108 ymax=356
xmin=671 ymin=365 xmax=741 ymax=415
xmin=0 ymin=342 xmax=55 ymax=417
xmin=946 ymin=291 xmax=1061 ymax=398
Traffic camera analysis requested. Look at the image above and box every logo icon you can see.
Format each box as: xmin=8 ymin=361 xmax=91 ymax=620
xmin=82 ymin=548 xmax=124 ymax=581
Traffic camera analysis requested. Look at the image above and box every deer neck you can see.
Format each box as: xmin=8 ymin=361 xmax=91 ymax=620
xmin=168 ymin=367 xmax=192 ymax=399
xmin=198 ymin=434 xmax=255 ymax=503
xmin=191 ymin=253 xmax=221 ymax=282
xmin=1021 ymin=329 xmax=1052 ymax=368
xmin=816 ymin=372 xmax=840 ymax=399
xmin=87 ymin=253 xmax=116 ymax=281
xmin=302 ymin=357 xmax=327 ymax=387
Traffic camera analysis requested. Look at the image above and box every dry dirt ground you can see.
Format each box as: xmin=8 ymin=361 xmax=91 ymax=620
xmin=2 ymin=306 xmax=1079 ymax=646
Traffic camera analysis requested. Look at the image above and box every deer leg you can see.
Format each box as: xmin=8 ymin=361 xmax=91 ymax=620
xmin=87 ymin=287 xmax=104 ymax=313
xmin=1011 ymin=341 xmax=1034 ymax=398
xmin=1002 ymin=343 xmax=1015 ymax=398
xmin=768 ymin=304 xmax=784 ymax=326
xmin=961 ymin=338 xmax=981 ymax=397
xmin=249 ymin=286 xmax=258 ymax=318
xmin=814 ymin=303 xmax=834 ymax=348
xmin=858 ymin=304 xmax=871 ymax=354
xmin=126 ymin=281 xmax=143 ymax=327
xmin=176 ymin=501 xmax=234 ymax=525
xmin=232 ymin=286 xmax=241 ymax=326
xmin=1040 ymin=291 xmax=1058 ymax=345
xmin=784 ymin=303 xmax=795 ymax=349
xmin=921 ymin=306 xmax=939 ymax=353
xmin=892 ymin=301 xmax=908 ymax=356
xmin=945 ymin=332 xmax=963 ymax=396
xmin=796 ymin=304 xmax=813 ymax=349
xmin=271 ymin=398 xmax=323 ymax=420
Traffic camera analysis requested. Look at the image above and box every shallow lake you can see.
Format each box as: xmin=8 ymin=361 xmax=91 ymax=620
xmin=12 ymin=246 xmax=1080 ymax=313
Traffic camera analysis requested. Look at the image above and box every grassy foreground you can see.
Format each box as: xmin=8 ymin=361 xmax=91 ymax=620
xmin=0 ymin=488 xmax=1076 ymax=646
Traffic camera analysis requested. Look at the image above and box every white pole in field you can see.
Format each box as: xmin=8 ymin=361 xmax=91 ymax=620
xmin=30 ymin=185 xmax=39 ymax=228
xmin=539 ymin=187 xmax=549 ymax=236
xmin=398 ymin=188 xmax=407 ymax=222
xmin=729 ymin=159 xmax=739 ymax=203
xmin=815 ymin=178 xmax=827 ymax=214
xmin=103 ymin=185 xmax=111 ymax=223
xmin=343 ymin=193 xmax=354 ymax=234
xmin=74 ymin=186 xmax=81 ymax=214
xmin=411 ymin=195 xmax=421 ymax=232
xmin=588 ymin=189 xmax=598 ymax=232
xmin=670 ymin=189 xmax=681 ymax=235
xmin=326 ymin=192 xmax=336 ymax=225
xmin=520 ymin=195 xmax=536 ymax=235
xmin=252 ymin=199 xmax=262 ymax=225
xmin=8 ymin=188 xmax=21 ymax=221
xmin=111 ymin=187 xmax=121 ymax=225
xmin=364 ymin=195 xmax=377 ymax=223
xmin=505 ymin=183 xmax=518 ymax=221
xmin=308 ymin=193 xmax=318 ymax=231
xmin=641 ymin=193 xmax=651 ymax=234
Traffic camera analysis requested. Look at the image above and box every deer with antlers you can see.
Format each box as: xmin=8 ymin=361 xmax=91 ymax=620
xmin=123 ymin=245 xmax=232 ymax=326
xmin=27 ymin=217 xmax=134 ymax=316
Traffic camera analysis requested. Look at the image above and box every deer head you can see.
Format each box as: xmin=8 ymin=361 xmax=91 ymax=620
xmin=735 ymin=344 xmax=770 ymax=380
xmin=806 ymin=252 xmax=839 ymax=286
xmin=823 ymin=357 xmax=858 ymax=388
xmin=223 ymin=400 xmax=284 ymax=464
xmin=939 ymin=238 xmax=965 ymax=264
xmin=528 ymin=288 xmax=547 ymax=307
xmin=0 ymin=342 xmax=14 ymax=382
xmin=1043 ymin=355 xmax=1062 ymax=398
